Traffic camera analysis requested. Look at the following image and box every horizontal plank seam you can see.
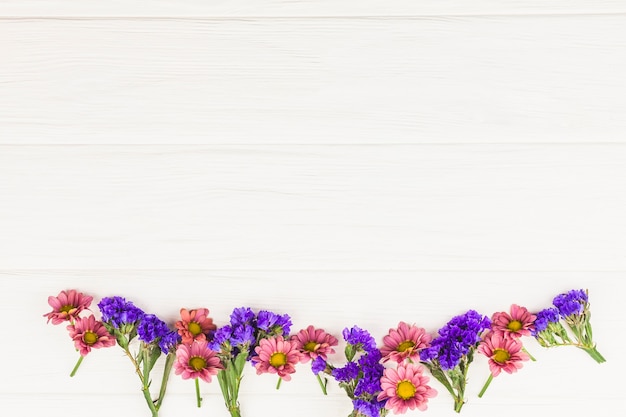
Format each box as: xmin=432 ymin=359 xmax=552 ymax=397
xmin=1 ymin=143 xmax=626 ymax=147
xmin=1 ymin=13 xmax=626 ymax=21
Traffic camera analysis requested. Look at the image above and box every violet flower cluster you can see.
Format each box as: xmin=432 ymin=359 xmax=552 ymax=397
xmin=315 ymin=326 xmax=389 ymax=417
xmin=98 ymin=296 xmax=180 ymax=417
xmin=419 ymin=310 xmax=491 ymax=413
xmin=209 ymin=307 xmax=294 ymax=417
xmin=533 ymin=289 xmax=605 ymax=363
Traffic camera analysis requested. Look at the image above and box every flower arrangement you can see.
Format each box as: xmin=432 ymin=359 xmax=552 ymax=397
xmin=418 ymin=310 xmax=491 ymax=412
xmin=208 ymin=306 xmax=294 ymax=417
xmin=533 ymin=289 xmax=605 ymax=363
xmin=46 ymin=288 xmax=605 ymax=416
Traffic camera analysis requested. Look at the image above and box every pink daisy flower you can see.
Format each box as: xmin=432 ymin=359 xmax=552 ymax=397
xmin=251 ymin=336 xmax=303 ymax=381
xmin=174 ymin=341 xmax=223 ymax=383
xmin=378 ymin=362 xmax=437 ymax=414
xmin=290 ymin=325 xmax=339 ymax=363
xmin=490 ymin=304 xmax=536 ymax=339
xmin=478 ymin=332 xmax=530 ymax=376
xmin=175 ymin=308 xmax=217 ymax=345
xmin=67 ymin=315 xmax=116 ymax=356
xmin=380 ymin=321 xmax=432 ymax=363
xmin=44 ymin=289 xmax=93 ymax=325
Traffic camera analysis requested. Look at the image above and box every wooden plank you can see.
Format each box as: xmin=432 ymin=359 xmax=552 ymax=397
xmin=1 ymin=0 xmax=626 ymax=17
xmin=1 ymin=17 xmax=625 ymax=144
xmin=1 ymin=145 xmax=624 ymax=270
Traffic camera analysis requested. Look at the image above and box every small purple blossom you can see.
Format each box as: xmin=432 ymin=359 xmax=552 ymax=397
xmin=230 ymin=307 xmax=255 ymax=327
xmin=532 ymin=307 xmax=560 ymax=335
xmin=553 ymin=289 xmax=588 ymax=318
xmin=137 ymin=314 xmax=170 ymax=344
xmin=332 ymin=361 xmax=360 ymax=382
xmin=257 ymin=310 xmax=292 ymax=335
xmin=421 ymin=310 xmax=490 ymax=370
xmin=353 ymin=398 xmax=385 ymax=417
xmin=97 ymin=296 xmax=145 ymax=329
xmin=343 ymin=325 xmax=377 ymax=353
xmin=311 ymin=356 xmax=327 ymax=374
xmin=231 ymin=324 xmax=255 ymax=347
xmin=158 ymin=330 xmax=181 ymax=354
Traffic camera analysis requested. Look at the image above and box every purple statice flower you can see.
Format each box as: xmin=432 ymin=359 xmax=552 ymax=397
xmin=137 ymin=314 xmax=170 ymax=344
xmin=158 ymin=330 xmax=181 ymax=354
xmin=209 ymin=325 xmax=232 ymax=351
xmin=257 ymin=310 xmax=292 ymax=335
xmin=354 ymin=350 xmax=384 ymax=397
xmin=332 ymin=361 xmax=360 ymax=382
xmin=532 ymin=307 xmax=560 ymax=335
xmin=553 ymin=289 xmax=588 ymax=318
xmin=311 ymin=356 xmax=327 ymax=375
xmin=343 ymin=325 xmax=377 ymax=353
xmin=230 ymin=307 xmax=255 ymax=327
xmin=353 ymin=398 xmax=385 ymax=417
xmin=421 ymin=310 xmax=490 ymax=370
xmin=231 ymin=323 xmax=255 ymax=347
xmin=97 ymin=296 xmax=145 ymax=329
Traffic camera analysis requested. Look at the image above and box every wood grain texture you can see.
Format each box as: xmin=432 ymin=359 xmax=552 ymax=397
xmin=1 ymin=145 xmax=624 ymax=270
xmin=1 ymin=2 xmax=622 ymax=415
xmin=2 ymin=0 xmax=626 ymax=17
xmin=4 ymin=270 xmax=620 ymax=417
xmin=2 ymin=16 xmax=625 ymax=144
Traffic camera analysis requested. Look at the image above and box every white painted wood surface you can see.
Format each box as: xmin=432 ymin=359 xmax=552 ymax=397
xmin=0 ymin=1 xmax=623 ymax=416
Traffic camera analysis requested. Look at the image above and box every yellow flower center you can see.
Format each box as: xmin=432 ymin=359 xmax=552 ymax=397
xmin=304 ymin=341 xmax=318 ymax=352
xmin=397 ymin=340 xmax=415 ymax=352
xmin=269 ymin=352 xmax=287 ymax=367
xmin=396 ymin=380 xmax=416 ymax=400
xmin=60 ymin=305 xmax=75 ymax=314
xmin=493 ymin=348 xmax=511 ymax=363
xmin=507 ymin=320 xmax=523 ymax=332
xmin=188 ymin=322 xmax=202 ymax=336
xmin=83 ymin=331 xmax=98 ymax=345
xmin=189 ymin=356 xmax=206 ymax=371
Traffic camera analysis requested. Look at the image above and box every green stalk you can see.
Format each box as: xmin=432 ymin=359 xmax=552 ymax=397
xmin=195 ymin=378 xmax=202 ymax=408
xmin=582 ymin=346 xmax=606 ymax=363
xmin=478 ymin=374 xmax=494 ymax=398
xmin=70 ymin=355 xmax=84 ymax=377
xmin=316 ymin=374 xmax=328 ymax=395
xmin=155 ymin=351 xmax=175 ymax=409
xmin=141 ymin=347 xmax=159 ymax=417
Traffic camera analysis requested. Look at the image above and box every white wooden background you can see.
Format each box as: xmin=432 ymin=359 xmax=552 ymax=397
xmin=0 ymin=1 xmax=623 ymax=416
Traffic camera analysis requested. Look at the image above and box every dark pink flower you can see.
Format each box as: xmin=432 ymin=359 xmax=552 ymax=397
xmin=478 ymin=332 xmax=529 ymax=376
xmin=491 ymin=304 xmax=536 ymax=339
xmin=174 ymin=341 xmax=223 ymax=383
xmin=67 ymin=315 xmax=116 ymax=356
xmin=290 ymin=325 xmax=338 ymax=363
xmin=380 ymin=322 xmax=432 ymax=363
xmin=378 ymin=362 xmax=437 ymax=413
xmin=175 ymin=308 xmax=217 ymax=345
xmin=44 ymin=289 xmax=93 ymax=325
xmin=251 ymin=336 xmax=303 ymax=381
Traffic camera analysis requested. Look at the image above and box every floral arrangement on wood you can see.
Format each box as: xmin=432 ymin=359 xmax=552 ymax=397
xmin=45 ymin=288 xmax=605 ymax=416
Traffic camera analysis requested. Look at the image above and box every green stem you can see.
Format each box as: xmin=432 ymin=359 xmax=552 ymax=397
xmin=228 ymin=405 xmax=242 ymax=417
xmin=316 ymin=374 xmax=328 ymax=395
xmin=276 ymin=377 xmax=282 ymax=390
xmin=195 ymin=378 xmax=202 ymax=408
xmin=478 ymin=374 xmax=494 ymax=398
xmin=522 ymin=346 xmax=536 ymax=362
xmin=582 ymin=346 xmax=606 ymax=363
xmin=70 ymin=355 xmax=84 ymax=377
xmin=155 ymin=352 xmax=175 ymax=409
